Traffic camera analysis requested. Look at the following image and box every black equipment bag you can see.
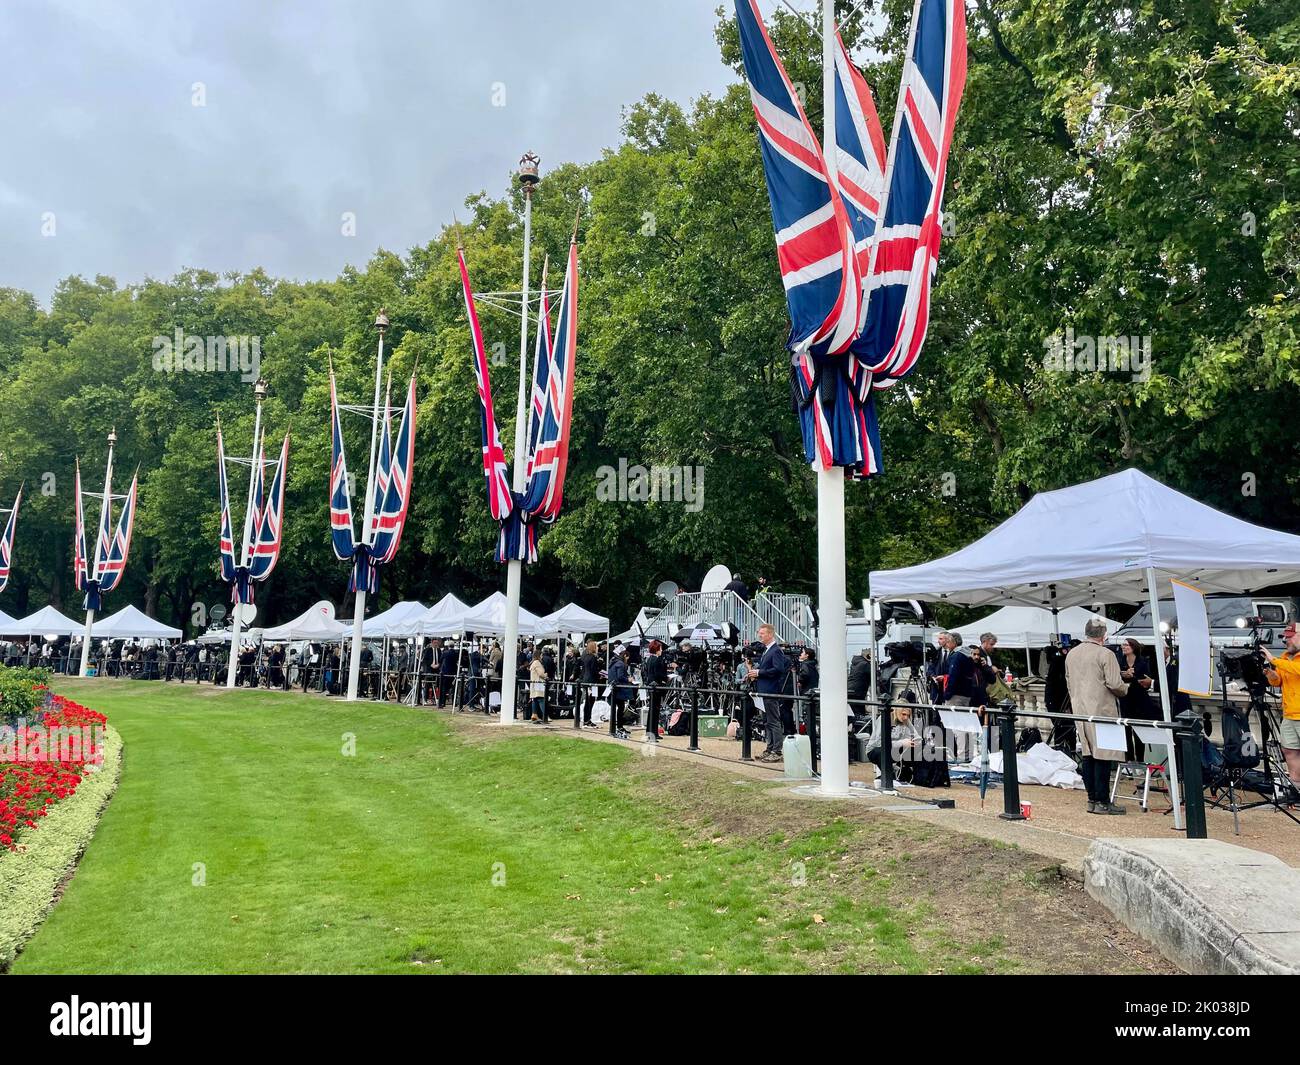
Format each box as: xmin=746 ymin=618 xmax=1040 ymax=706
xmin=1220 ymin=705 xmax=1260 ymax=770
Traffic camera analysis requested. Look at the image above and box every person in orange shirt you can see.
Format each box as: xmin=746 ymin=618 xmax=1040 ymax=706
xmin=1264 ymin=622 xmax=1300 ymax=788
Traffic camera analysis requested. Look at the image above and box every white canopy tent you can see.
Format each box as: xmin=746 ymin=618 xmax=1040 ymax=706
xmin=963 ymin=605 xmax=1120 ymax=647
xmin=261 ymin=602 xmax=349 ymax=642
xmin=537 ymin=603 xmax=610 ymax=640
xmin=458 ymin=591 xmax=546 ymax=637
xmin=869 ymin=468 xmax=1300 ymax=831
xmin=870 ymin=469 xmax=1300 ymax=608
xmin=362 ymin=600 xmax=428 ymax=638
xmin=0 ymin=608 xmax=18 ymax=632
xmin=0 ymin=604 xmax=83 ymax=637
xmin=390 ymin=593 xmax=472 ymax=638
xmin=92 ymin=604 xmax=182 ymax=640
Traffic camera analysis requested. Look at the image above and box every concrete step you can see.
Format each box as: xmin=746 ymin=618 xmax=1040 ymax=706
xmin=1085 ymin=837 xmax=1300 ymax=974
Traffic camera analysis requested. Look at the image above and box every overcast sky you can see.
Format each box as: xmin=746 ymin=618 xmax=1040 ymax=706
xmin=0 ymin=0 xmax=742 ymax=303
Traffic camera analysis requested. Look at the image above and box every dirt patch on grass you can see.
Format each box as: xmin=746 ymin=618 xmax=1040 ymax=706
xmin=615 ymin=750 xmax=1175 ymax=974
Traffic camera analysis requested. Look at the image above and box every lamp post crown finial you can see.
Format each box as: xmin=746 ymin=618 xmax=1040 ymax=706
xmin=518 ymin=151 xmax=541 ymax=189
xmin=375 ymin=309 xmax=389 ymax=331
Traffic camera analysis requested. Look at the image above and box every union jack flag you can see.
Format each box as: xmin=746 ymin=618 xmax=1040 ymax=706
xmin=73 ymin=460 xmax=88 ymax=593
xmin=216 ymin=424 xmax=237 ymax=585
xmin=0 ymin=485 xmax=21 ymax=593
xmin=857 ymin=0 xmax=967 ymax=384
xmin=249 ymin=432 xmax=289 ymax=581
xmin=458 ymin=246 xmax=514 ymax=524
xmin=735 ymin=0 xmax=860 ymax=358
xmin=329 ymin=370 xmax=357 ymax=562
xmin=73 ymin=457 xmax=136 ymax=610
xmin=737 ymin=0 xmax=966 ymax=474
xmin=519 ymin=238 xmax=577 ymax=523
xmin=368 ymin=374 xmax=416 ymax=569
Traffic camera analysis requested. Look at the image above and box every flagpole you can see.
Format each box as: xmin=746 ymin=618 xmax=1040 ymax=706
xmin=226 ymin=379 xmax=267 ymax=689
xmin=499 ymin=154 xmax=538 ymax=726
xmin=816 ymin=0 xmax=851 ymax=794
xmin=79 ymin=428 xmax=116 ymax=678
xmin=346 ymin=312 xmax=389 ymax=701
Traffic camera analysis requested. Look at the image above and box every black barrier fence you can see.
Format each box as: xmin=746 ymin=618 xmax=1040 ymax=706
xmin=47 ymin=653 xmax=1214 ymax=834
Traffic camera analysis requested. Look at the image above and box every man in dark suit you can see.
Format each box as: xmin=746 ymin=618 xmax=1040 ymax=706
xmin=640 ymin=640 xmax=668 ymax=741
xmin=438 ymin=641 xmax=459 ymax=707
xmin=748 ymin=623 xmax=790 ymax=763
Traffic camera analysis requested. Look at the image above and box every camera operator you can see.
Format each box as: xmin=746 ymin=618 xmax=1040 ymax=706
xmin=1263 ymin=622 xmax=1300 ymax=788
xmin=847 ymin=646 xmax=871 ymax=718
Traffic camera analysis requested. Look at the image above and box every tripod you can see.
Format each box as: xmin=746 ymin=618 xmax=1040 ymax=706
xmin=1206 ymin=657 xmax=1300 ymax=834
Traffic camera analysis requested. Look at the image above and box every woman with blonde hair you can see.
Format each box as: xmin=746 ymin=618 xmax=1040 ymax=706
xmin=529 ymin=651 xmax=549 ymax=723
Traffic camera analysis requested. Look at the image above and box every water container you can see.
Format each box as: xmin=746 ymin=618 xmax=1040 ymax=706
xmin=782 ymin=734 xmax=813 ymax=779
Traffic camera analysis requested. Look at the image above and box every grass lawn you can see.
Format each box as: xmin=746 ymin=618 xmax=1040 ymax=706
xmin=8 ymin=678 xmax=1170 ymax=974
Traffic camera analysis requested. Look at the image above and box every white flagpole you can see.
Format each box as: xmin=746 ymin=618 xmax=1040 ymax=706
xmin=227 ymin=379 xmax=267 ymax=689
xmin=817 ymin=0 xmax=850 ymax=794
xmin=346 ymin=312 xmax=389 ymax=701
xmin=79 ymin=428 xmax=116 ymax=677
xmin=499 ymin=155 xmax=538 ymax=726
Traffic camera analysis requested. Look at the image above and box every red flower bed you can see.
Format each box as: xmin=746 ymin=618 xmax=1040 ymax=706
xmin=0 ymin=694 xmax=107 ymax=851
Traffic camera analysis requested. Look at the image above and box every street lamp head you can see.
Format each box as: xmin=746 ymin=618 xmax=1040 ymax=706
xmin=253 ymin=377 xmax=269 ymax=401
xmin=107 ymin=428 xmax=117 ymax=446
xmin=375 ymin=309 xmax=390 ymax=333
xmin=518 ymin=152 xmax=541 ymax=190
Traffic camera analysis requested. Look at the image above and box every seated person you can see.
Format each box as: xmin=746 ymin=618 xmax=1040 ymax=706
xmin=866 ymin=705 xmax=947 ymax=787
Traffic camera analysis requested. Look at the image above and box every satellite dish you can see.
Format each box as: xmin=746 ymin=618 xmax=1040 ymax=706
xmin=233 ymin=603 xmax=257 ymax=626
xmin=701 ymin=565 xmax=732 ymax=595
xmin=311 ymin=600 xmax=336 ymax=621
xmin=210 ymin=603 xmax=227 ymax=622
xmin=655 ymin=581 xmax=680 ymax=603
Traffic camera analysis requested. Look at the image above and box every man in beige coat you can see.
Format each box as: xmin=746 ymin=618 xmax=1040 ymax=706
xmin=1065 ymin=618 xmax=1130 ymax=814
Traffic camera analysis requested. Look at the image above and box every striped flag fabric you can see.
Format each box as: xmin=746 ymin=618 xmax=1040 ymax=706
xmin=858 ymin=0 xmax=967 ymax=385
xmin=96 ymin=472 xmax=137 ymax=595
xmin=369 ymin=374 xmax=416 ymax=568
xmin=518 ymin=238 xmax=577 ymax=523
xmin=216 ymin=424 xmax=237 ymax=585
xmin=734 ymin=0 xmax=861 ymax=358
xmin=328 ymin=371 xmax=357 ymax=563
xmin=458 ymin=246 xmax=514 ymax=524
xmin=0 ymin=485 xmax=21 ymax=593
xmin=73 ymin=460 xmax=88 ymax=594
xmin=249 ymin=432 xmax=289 ymax=581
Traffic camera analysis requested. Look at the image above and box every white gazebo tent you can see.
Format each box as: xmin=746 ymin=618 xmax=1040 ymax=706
xmin=538 ymin=603 xmax=610 ymax=639
xmin=0 ymin=604 xmax=83 ymax=637
xmin=0 ymin=608 xmax=17 ymax=631
xmin=92 ymin=604 xmax=183 ymax=640
xmin=391 ymin=593 xmax=471 ymax=638
xmin=537 ymin=602 xmax=613 ymax=691
xmin=261 ymin=602 xmax=349 ymax=642
xmin=362 ymin=600 xmax=428 ymax=638
xmin=869 ymin=468 xmax=1300 ymax=830
xmin=962 ymin=605 xmax=1121 ymax=674
xmin=459 ymin=591 xmax=546 ymax=637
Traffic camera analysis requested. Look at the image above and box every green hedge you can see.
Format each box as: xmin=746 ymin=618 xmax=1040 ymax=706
xmin=0 ymin=724 xmax=122 ymax=970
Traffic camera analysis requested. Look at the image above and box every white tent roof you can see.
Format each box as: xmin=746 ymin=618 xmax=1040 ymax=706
xmin=537 ymin=602 xmax=610 ymax=638
xmin=0 ymin=604 xmax=83 ymax=636
xmin=362 ymin=600 xmax=428 ymax=638
xmin=458 ymin=591 xmax=546 ymax=637
xmin=612 ymin=607 xmax=657 ymax=645
xmin=959 ymin=605 xmax=1120 ymax=648
xmin=0 ymin=608 xmax=17 ymax=631
xmin=389 ymin=593 xmax=471 ymax=637
xmin=92 ymin=604 xmax=182 ymax=640
xmin=870 ymin=469 xmax=1300 ymax=608
xmin=261 ymin=601 xmax=348 ymax=642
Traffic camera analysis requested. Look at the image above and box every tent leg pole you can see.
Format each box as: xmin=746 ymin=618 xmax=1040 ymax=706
xmin=1146 ymin=566 xmax=1183 ymax=830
